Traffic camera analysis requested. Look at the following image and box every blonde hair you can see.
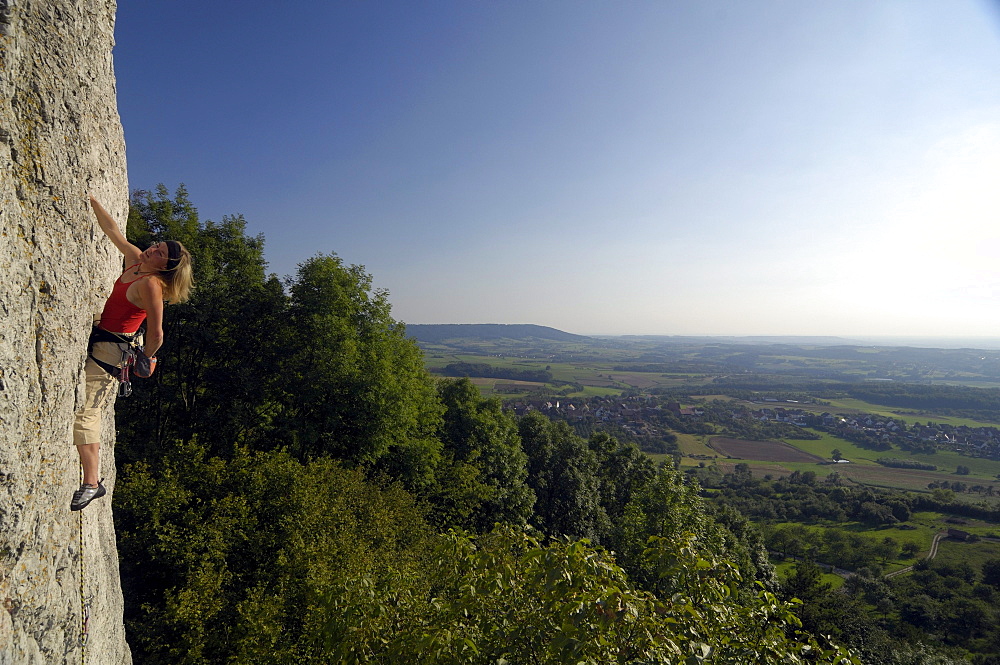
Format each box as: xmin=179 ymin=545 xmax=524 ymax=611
xmin=158 ymin=243 xmax=194 ymax=304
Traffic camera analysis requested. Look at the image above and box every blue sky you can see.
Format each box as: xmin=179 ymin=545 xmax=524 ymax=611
xmin=113 ymin=1 xmax=1000 ymax=337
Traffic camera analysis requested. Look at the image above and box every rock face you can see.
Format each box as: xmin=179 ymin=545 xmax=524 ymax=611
xmin=0 ymin=1 xmax=132 ymax=663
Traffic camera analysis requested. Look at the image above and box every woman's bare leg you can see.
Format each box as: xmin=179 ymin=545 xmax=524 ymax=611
xmin=76 ymin=443 xmax=100 ymax=486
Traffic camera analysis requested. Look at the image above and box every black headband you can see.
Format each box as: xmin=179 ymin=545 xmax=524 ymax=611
xmin=165 ymin=240 xmax=182 ymax=272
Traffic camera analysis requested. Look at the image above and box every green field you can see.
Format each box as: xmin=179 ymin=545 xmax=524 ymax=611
xmin=766 ymin=512 xmax=1000 ymax=580
xmin=772 ymin=430 xmax=882 ymax=465
xmin=428 ymin=351 xmax=714 ymax=397
xmin=766 ymin=520 xmax=926 ymax=575
xmin=772 ymin=559 xmax=846 ymax=590
xmin=824 ymin=397 xmax=1000 ymax=428
xmin=673 ymin=423 xmax=1000 ymax=500
xmin=933 ymin=539 xmax=1000 ymax=576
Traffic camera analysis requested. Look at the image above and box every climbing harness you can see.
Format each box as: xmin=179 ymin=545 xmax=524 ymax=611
xmin=87 ymin=326 xmax=157 ymax=397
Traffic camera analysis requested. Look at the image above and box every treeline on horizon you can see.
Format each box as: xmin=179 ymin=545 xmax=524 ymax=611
xmin=110 ymin=186 xmax=867 ymax=665
xmin=439 ymin=361 xmax=553 ymax=383
xmin=107 ymin=184 xmax=1000 ymax=665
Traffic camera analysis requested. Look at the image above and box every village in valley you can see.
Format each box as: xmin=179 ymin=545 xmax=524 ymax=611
xmin=507 ymin=394 xmax=1000 ymax=463
xmin=414 ymin=327 xmax=1000 ymax=499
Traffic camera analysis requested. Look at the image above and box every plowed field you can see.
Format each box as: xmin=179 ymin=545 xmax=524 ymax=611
xmin=709 ymin=437 xmax=826 ymax=463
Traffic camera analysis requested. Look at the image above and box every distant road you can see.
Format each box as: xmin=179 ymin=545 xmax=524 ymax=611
xmin=885 ymin=531 xmax=948 ymax=579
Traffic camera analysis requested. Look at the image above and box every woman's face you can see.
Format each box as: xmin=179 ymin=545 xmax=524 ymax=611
xmin=142 ymin=242 xmax=170 ymax=271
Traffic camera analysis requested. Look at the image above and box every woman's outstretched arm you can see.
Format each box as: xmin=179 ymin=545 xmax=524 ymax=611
xmin=89 ymin=195 xmax=142 ymax=265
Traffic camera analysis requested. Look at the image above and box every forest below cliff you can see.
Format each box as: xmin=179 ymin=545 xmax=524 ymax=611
xmin=113 ymin=186 xmax=860 ymax=664
xmin=111 ymin=186 xmax=987 ymax=665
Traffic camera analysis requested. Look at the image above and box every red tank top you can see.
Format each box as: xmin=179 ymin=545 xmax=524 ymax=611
xmin=98 ymin=264 xmax=150 ymax=334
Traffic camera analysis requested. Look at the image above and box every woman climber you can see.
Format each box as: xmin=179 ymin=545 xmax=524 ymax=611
xmin=71 ymin=195 xmax=193 ymax=510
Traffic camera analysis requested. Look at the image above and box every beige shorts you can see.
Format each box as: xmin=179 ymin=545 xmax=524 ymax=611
xmin=73 ymin=341 xmax=129 ymax=446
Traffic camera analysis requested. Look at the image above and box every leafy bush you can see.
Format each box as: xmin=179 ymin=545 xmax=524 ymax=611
xmin=877 ymin=458 xmax=937 ymax=471
xmin=318 ymin=527 xmax=860 ymax=665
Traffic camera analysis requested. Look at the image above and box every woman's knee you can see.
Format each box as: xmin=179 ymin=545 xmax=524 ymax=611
xmin=73 ymin=408 xmax=102 ymax=446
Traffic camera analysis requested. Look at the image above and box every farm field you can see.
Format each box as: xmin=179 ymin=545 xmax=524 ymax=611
xmin=715 ymin=460 xmax=792 ymax=477
xmin=893 ymin=447 xmax=1000 ymax=478
xmin=422 ymin=340 xmax=1000 ymax=431
xmin=730 ymin=395 xmax=1000 ymax=431
xmin=909 ymin=511 xmax=1000 ymax=539
xmin=775 ymin=431 xmax=881 ymax=465
xmin=464 ymin=377 xmax=546 ymax=394
xmin=684 ymin=429 xmax=1000 ymax=500
xmin=674 ymin=432 xmax=716 ymax=460
xmin=706 ymin=428 xmax=999 ymax=481
xmin=413 ymin=329 xmax=1000 ymax=389
xmin=784 ymin=436 xmax=1000 ymax=492
xmin=832 ymin=465 xmax=967 ymax=492
xmin=708 ymin=437 xmax=824 ymax=463
xmin=428 ymin=351 xmax=715 ymax=395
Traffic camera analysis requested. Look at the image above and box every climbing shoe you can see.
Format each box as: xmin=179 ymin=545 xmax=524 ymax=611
xmin=71 ymin=480 xmax=106 ymax=511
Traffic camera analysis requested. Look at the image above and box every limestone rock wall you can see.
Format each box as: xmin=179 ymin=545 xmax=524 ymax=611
xmin=0 ymin=1 xmax=132 ymax=663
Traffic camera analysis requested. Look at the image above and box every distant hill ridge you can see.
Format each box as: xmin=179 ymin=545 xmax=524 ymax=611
xmin=406 ymin=324 xmax=588 ymax=342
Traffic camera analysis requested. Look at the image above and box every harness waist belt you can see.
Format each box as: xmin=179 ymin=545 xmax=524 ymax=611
xmin=87 ymin=327 xmax=139 ymax=378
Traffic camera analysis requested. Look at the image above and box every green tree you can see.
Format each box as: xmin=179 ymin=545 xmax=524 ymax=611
xmin=888 ymin=499 xmax=911 ymax=523
xmin=782 ymin=559 xmax=831 ymax=603
xmin=876 ymin=536 xmax=900 ymax=564
xmin=982 ymin=558 xmax=1000 ymax=588
xmin=857 ymin=501 xmax=897 ymax=526
xmin=318 ymin=527 xmax=859 ymax=665
xmin=730 ymin=462 xmax=754 ymax=486
xmin=116 ymin=446 xmax=434 ymax=665
xmin=615 ymin=466 xmax=740 ymax=594
xmin=588 ymin=431 xmax=656 ymax=525
xmin=707 ymin=502 xmax=778 ymax=589
xmin=432 ymin=379 xmax=533 ymax=531
xmin=120 ymin=190 xmax=445 ymax=491
xmin=767 ymin=524 xmax=811 ymax=560
xmin=932 ymin=488 xmax=955 ymax=503
xmin=281 ymin=254 xmax=444 ymax=477
xmin=518 ymin=412 xmax=609 ymax=541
